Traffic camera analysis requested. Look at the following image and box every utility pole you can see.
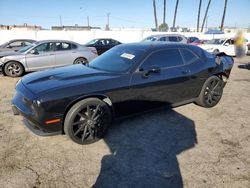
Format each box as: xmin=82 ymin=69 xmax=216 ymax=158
xmin=87 ymin=16 xmax=90 ymax=27
xmin=205 ymin=16 xmax=208 ymax=32
xmin=59 ymin=15 xmax=62 ymax=26
xmin=105 ymin=13 xmax=110 ymax=31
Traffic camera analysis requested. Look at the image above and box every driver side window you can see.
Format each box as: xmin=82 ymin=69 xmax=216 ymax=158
xmin=34 ymin=42 xmax=54 ymax=53
xmin=141 ymin=49 xmax=184 ymax=70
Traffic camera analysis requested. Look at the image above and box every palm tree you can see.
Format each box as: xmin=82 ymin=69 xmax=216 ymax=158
xmin=201 ymin=0 xmax=212 ymax=32
xmin=220 ymin=0 xmax=228 ymax=31
xmin=172 ymin=0 xmax=179 ymax=31
xmin=153 ymin=0 xmax=158 ymax=31
xmin=163 ymin=0 xmax=166 ymax=24
xmin=197 ymin=0 xmax=202 ymax=32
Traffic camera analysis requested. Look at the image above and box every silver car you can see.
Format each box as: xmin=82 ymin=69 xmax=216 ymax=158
xmin=0 ymin=39 xmax=36 ymax=52
xmin=142 ymin=34 xmax=187 ymax=43
xmin=0 ymin=40 xmax=98 ymax=77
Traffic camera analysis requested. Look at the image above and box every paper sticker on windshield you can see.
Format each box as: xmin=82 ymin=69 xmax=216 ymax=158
xmin=120 ymin=53 xmax=135 ymax=60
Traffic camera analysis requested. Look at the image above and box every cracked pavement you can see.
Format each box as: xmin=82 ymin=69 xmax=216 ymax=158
xmin=0 ymin=56 xmax=250 ymax=188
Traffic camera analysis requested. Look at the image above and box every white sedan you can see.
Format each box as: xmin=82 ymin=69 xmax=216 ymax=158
xmin=199 ymin=38 xmax=247 ymax=56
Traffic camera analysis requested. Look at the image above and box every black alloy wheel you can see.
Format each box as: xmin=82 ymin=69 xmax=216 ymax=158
xmin=73 ymin=57 xmax=88 ymax=65
xmin=195 ymin=76 xmax=224 ymax=108
xmin=64 ymin=98 xmax=112 ymax=144
xmin=4 ymin=61 xmax=24 ymax=77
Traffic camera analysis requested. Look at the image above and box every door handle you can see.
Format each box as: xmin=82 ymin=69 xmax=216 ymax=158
xmin=72 ymin=52 xmax=76 ymax=53
xmin=49 ymin=53 xmax=54 ymax=55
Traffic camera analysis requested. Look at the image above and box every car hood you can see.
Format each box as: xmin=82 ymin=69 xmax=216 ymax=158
xmin=200 ymin=44 xmax=220 ymax=48
xmin=21 ymin=64 xmax=120 ymax=95
xmin=0 ymin=51 xmax=19 ymax=58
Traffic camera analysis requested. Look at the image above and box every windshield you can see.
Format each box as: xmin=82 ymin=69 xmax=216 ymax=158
xmin=18 ymin=43 xmax=36 ymax=53
xmin=0 ymin=41 xmax=9 ymax=47
xmin=206 ymin=39 xmax=225 ymax=45
xmin=86 ymin=39 xmax=98 ymax=45
xmin=88 ymin=46 xmax=145 ymax=73
xmin=141 ymin=36 xmax=158 ymax=42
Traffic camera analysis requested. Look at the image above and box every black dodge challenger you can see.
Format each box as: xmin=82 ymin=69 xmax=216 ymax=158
xmin=12 ymin=43 xmax=234 ymax=144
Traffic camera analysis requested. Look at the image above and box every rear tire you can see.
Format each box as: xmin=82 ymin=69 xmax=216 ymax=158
xmin=4 ymin=61 xmax=24 ymax=77
xmin=64 ymin=98 xmax=112 ymax=144
xmin=73 ymin=57 xmax=88 ymax=65
xmin=195 ymin=76 xmax=224 ymax=108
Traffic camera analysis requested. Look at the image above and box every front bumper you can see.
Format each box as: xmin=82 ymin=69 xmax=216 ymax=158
xmin=12 ymin=104 xmax=61 ymax=136
xmin=12 ymin=81 xmax=63 ymax=136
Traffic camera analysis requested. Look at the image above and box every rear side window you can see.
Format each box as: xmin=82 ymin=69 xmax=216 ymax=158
xmin=55 ymin=42 xmax=71 ymax=51
xmin=142 ymin=49 xmax=184 ymax=69
xmin=180 ymin=49 xmax=199 ymax=64
xmin=159 ymin=37 xmax=167 ymax=41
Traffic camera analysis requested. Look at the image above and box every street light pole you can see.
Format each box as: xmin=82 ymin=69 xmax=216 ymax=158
xmin=87 ymin=16 xmax=90 ymax=27
xmin=105 ymin=13 xmax=110 ymax=30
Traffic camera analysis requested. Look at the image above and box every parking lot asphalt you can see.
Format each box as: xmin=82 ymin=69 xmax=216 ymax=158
xmin=0 ymin=56 xmax=249 ymax=188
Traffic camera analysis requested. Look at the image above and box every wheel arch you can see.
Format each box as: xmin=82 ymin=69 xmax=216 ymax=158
xmin=73 ymin=57 xmax=88 ymax=64
xmin=62 ymin=94 xmax=115 ymax=133
xmin=2 ymin=60 xmax=25 ymax=75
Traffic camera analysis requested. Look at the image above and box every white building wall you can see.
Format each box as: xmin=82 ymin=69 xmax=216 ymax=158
xmin=0 ymin=29 xmax=249 ymax=45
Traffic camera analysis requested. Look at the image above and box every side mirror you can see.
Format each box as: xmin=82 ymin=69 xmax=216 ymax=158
xmin=140 ymin=66 xmax=161 ymax=78
xmin=6 ymin=45 xmax=12 ymax=49
xmin=224 ymin=43 xmax=229 ymax=46
xmin=30 ymin=49 xmax=39 ymax=55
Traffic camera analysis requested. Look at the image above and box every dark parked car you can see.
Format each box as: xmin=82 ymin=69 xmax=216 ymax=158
xmin=0 ymin=39 xmax=36 ymax=52
xmin=12 ymin=43 xmax=234 ymax=144
xmin=85 ymin=38 xmax=121 ymax=55
xmin=187 ymin=37 xmax=199 ymax=43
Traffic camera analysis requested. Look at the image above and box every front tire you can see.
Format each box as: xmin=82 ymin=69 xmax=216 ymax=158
xmin=195 ymin=76 xmax=224 ymax=108
xmin=73 ymin=57 xmax=88 ymax=65
xmin=64 ymin=98 xmax=112 ymax=144
xmin=4 ymin=61 xmax=24 ymax=77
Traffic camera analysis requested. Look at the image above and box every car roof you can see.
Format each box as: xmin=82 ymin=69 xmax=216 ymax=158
xmin=35 ymin=40 xmax=79 ymax=44
xmin=8 ymin=39 xmax=36 ymax=42
xmin=119 ymin=42 xmax=191 ymax=50
xmin=118 ymin=42 xmax=205 ymax=57
xmin=146 ymin=34 xmax=185 ymax=38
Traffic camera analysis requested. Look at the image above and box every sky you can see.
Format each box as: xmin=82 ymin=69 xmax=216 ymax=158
xmin=0 ymin=0 xmax=249 ymax=29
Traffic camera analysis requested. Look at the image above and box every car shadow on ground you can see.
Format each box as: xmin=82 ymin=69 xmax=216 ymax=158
xmin=93 ymin=106 xmax=197 ymax=188
xmin=238 ymin=63 xmax=250 ymax=70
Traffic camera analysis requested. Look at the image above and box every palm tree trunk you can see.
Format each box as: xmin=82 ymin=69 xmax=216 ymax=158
xmin=220 ymin=0 xmax=228 ymax=31
xmin=201 ymin=0 xmax=211 ymax=32
xmin=163 ymin=0 xmax=166 ymax=24
xmin=153 ymin=0 xmax=158 ymax=31
xmin=197 ymin=0 xmax=202 ymax=32
xmin=172 ymin=0 xmax=179 ymax=30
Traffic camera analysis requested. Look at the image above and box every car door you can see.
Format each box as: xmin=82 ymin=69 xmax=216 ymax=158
xmin=222 ymin=39 xmax=235 ymax=55
xmin=25 ymin=42 xmax=55 ymax=71
xmin=130 ymin=48 xmax=191 ymax=104
xmin=179 ymin=48 xmax=208 ymax=99
xmin=54 ymin=42 xmax=75 ymax=67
